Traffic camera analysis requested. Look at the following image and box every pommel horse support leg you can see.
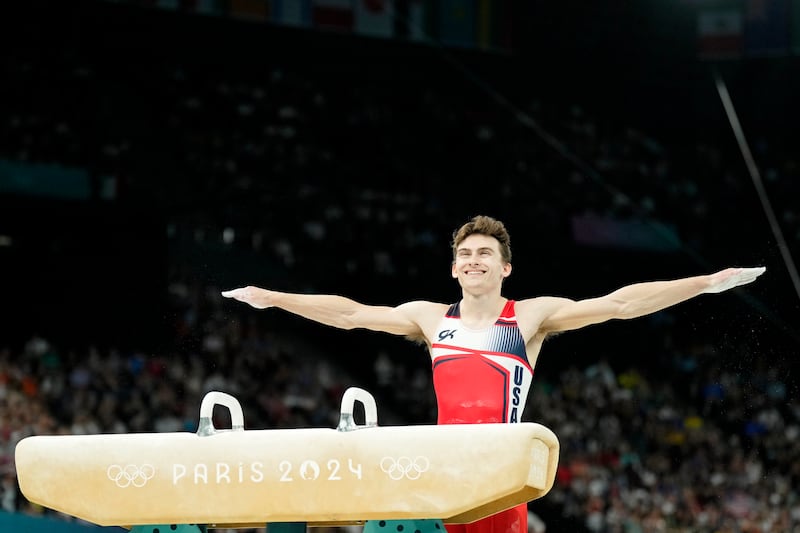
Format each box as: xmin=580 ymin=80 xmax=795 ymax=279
xmin=15 ymin=387 xmax=559 ymax=530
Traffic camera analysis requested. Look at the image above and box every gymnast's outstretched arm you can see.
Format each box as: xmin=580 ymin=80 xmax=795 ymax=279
xmin=525 ymin=267 xmax=766 ymax=334
xmin=221 ymin=286 xmax=446 ymax=338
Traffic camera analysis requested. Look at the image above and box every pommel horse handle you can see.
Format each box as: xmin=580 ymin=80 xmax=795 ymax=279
xmin=197 ymin=391 xmax=245 ymax=436
xmin=273 ymin=387 xmax=378 ymax=533
xmin=337 ymin=386 xmax=378 ymax=432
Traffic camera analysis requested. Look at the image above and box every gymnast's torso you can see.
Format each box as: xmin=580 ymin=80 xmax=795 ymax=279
xmin=431 ymin=300 xmax=534 ymax=425
xmin=364 ymin=301 xmax=534 ymax=533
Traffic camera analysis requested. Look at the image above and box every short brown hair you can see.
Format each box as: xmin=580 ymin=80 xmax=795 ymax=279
xmin=451 ymin=215 xmax=512 ymax=263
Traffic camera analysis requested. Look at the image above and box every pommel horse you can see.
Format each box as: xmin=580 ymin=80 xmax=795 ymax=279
xmin=15 ymin=388 xmax=559 ymax=532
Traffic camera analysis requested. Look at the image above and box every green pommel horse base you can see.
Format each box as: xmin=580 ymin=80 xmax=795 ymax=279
xmin=129 ymin=521 xmax=450 ymax=533
xmin=129 ymin=522 xmax=307 ymax=533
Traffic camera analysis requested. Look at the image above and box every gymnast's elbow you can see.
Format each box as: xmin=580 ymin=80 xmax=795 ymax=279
xmin=336 ymin=309 xmax=377 ymax=331
xmin=336 ymin=314 xmax=361 ymax=330
xmin=612 ymin=299 xmax=642 ymax=320
xmin=620 ymin=300 xmax=668 ymax=321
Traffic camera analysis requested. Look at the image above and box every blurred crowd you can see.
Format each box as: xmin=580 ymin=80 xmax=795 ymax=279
xmin=2 ymin=294 xmax=799 ymax=533
xmin=2 ymin=4 xmax=800 ymax=532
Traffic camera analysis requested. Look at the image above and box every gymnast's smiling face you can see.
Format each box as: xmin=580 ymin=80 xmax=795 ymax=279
xmin=451 ymin=234 xmax=512 ymax=294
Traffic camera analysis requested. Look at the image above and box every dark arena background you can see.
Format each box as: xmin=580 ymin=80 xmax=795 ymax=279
xmin=1 ymin=1 xmax=800 ymax=531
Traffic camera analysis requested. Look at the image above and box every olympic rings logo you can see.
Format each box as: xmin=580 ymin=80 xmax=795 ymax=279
xmin=380 ymin=456 xmax=429 ymax=480
xmin=107 ymin=464 xmax=156 ymax=488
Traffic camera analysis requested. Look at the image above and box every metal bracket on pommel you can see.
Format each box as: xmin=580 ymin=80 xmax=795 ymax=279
xmin=15 ymin=386 xmax=560 ymax=529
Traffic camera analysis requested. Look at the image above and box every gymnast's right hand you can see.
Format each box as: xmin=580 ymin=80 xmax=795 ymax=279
xmin=221 ymin=286 xmax=275 ymax=309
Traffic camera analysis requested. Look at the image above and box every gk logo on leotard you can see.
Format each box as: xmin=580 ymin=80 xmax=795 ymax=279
xmin=438 ymin=329 xmax=457 ymax=341
xmin=380 ymin=456 xmax=430 ymax=480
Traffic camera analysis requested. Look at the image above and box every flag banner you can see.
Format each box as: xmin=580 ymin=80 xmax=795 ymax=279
xmin=313 ymin=0 xmax=354 ymax=31
xmin=477 ymin=0 xmax=491 ymax=50
xmin=404 ymin=0 xmax=434 ymax=42
xmin=0 ymin=160 xmax=91 ymax=200
xmin=697 ymin=7 xmax=743 ymax=58
xmin=155 ymin=0 xmax=180 ymax=9
xmin=438 ymin=0 xmax=476 ymax=48
xmin=98 ymin=0 xmax=511 ymax=51
xmin=270 ymin=0 xmax=312 ymax=27
xmin=793 ymin=0 xmax=800 ymax=54
xmin=476 ymin=0 xmax=512 ymax=52
xmin=354 ymin=0 xmax=395 ymax=38
xmin=743 ymin=0 xmax=790 ymax=56
xmin=230 ymin=0 xmax=268 ymax=20
xmin=175 ymin=0 xmax=227 ymax=15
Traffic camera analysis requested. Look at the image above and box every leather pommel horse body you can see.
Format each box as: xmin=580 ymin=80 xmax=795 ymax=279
xmin=15 ymin=388 xmax=559 ymax=529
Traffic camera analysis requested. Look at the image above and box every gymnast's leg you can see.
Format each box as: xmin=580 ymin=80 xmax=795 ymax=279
xmin=445 ymin=504 xmax=526 ymax=533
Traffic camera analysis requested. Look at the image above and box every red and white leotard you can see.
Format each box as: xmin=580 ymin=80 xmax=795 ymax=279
xmin=431 ymin=299 xmax=533 ymax=533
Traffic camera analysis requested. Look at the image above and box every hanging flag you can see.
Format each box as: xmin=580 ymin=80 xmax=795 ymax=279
xmin=229 ymin=0 xmax=268 ymax=20
xmin=476 ymin=0 xmax=512 ymax=52
xmin=155 ymin=0 xmax=180 ymax=9
xmin=476 ymin=0 xmax=491 ymax=50
xmin=313 ymin=0 xmax=355 ymax=32
xmin=697 ymin=7 xmax=743 ymax=58
xmin=270 ymin=0 xmax=312 ymax=27
xmin=354 ymin=0 xmax=394 ymax=38
xmin=438 ymin=0 xmax=476 ymax=48
xmin=403 ymin=0 xmax=434 ymax=42
xmin=743 ymin=0 xmax=789 ymax=56
xmin=184 ymin=0 xmax=227 ymax=16
xmin=793 ymin=0 xmax=800 ymax=54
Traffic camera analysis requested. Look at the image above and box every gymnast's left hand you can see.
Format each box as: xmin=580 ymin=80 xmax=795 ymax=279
xmin=703 ymin=267 xmax=766 ymax=294
xmin=221 ymin=286 xmax=275 ymax=309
